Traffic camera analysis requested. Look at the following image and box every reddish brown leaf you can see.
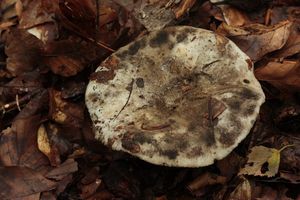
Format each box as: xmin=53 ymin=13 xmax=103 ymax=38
xmin=217 ymin=20 xmax=292 ymax=61
xmin=37 ymin=124 xmax=61 ymax=166
xmin=173 ymin=0 xmax=196 ymax=19
xmin=49 ymin=89 xmax=84 ymax=127
xmin=0 ymin=90 xmax=49 ymax=169
xmin=45 ymin=158 xmax=78 ymax=180
xmin=43 ymin=37 xmax=102 ymax=77
xmin=255 ymin=60 xmax=300 ymax=91
xmin=80 ymin=178 xmax=102 ymax=199
xmin=3 ymin=28 xmax=43 ymax=75
xmin=187 ymin=172 xmax=227 ymax=193
xmin=0 ymin=166 xmax=56 ymax=199
xmin=18 ymin=0 xmax=58 ymax=29
xmin=217 ymin=5 xmax=250 ymax=26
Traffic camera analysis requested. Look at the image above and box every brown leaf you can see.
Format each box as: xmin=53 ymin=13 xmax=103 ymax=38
xmin=43 ymin=37 xmax=102 ymax=77
xmin=18 ymin=0 xmax=58 ymax=29
xmin=227 ymin=177 xmax=251 ymax=200
xmin=187 ymin=172 xmax=227 ymax=193
xmin=80 ymin=178 xmax=102 ymax=199
xmin=0 ymin=90 xmax=49 ymax=169
xmin=217 ymin=152 xmax=242 ymax=179
xmin=3 ymin=28 xmax=43 ymax=75
xmin=216 ymin=5 xmax=250 ymax=26
xmin=85 ymin=190 xmax=114 ymax=200
xmin=117 ymin=0 xmax=173 ymax=31
xmin=0 ymin=166 xmax=56 ymax=199
xmin=37 ymin=124 xmax=61 ymax=166
xmin=255 ymin=60 xmax=300 ymax=91
xmin=173 ymin=0 xmax=196 ymax=19
xmin=274 ymin=22 xmax=300 ymax=58
xmin=49 ymin=89 xmax=84 ymax=127
xmin=45 ymin=158 xmax=78 ymax=180
xmin=217 ymin=20 xmax=292 ymax=61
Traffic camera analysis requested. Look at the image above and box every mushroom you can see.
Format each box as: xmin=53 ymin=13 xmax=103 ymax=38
xmin=85 ymin=26 xmax=265 ymax=167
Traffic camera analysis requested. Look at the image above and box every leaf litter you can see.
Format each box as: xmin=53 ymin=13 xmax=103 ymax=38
xmin=0 ymin=0 xmax=300 ymax=199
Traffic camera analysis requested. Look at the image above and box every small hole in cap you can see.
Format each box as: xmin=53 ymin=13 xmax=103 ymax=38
xmin=243 ymin=79 xmax=250 ymax=84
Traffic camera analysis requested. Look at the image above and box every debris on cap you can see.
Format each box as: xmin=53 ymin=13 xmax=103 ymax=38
xmin=85 ymin=26 xmax=265 ymax=167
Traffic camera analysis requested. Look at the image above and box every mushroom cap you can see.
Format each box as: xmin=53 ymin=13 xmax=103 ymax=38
xmin=85 ymin=26 xmax=265 ymax=167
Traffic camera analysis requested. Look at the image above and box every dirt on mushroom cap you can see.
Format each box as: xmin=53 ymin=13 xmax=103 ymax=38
xmin=85 ymin=26 xmax=265 ymax=167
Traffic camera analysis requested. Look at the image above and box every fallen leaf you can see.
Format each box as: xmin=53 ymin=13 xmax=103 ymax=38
xmin=280 ymin=171 xmax=300 ymax=184
xmin=80 ymin=178 xmax=102 ymax=199
xmin=117 ymin=0 xmax=174 ymax=31
xmin=215 ymin=5 xmax=250 ymax=26
xmin=0 ymin=90 xmax=49 ymax=169
xmin=255 ymin=60 xmax=300 ymax=91
xmin=0 ymin=166 xmax=56 ymax=199
xmin=227 ymin=177 xmax=251 ymax=200
xmin=49 ymin=89 xmax=84 ymax=127
xmin=239 ymin=145 xmax=294 ymax=177
xmin=217 ymin=20 xmax=292 ymax=61
xmin=173 ymin=0 xmax=196 ymax=19
xmin=273 ymin=22 xmax=300 ymax=58
xmin=42 ymin=37 xmax=103 ymax=77
xmin=2 ymin=28 xmax=43 ymax=75
xmin=187 ymin=172 xmax=227 ymax=193
xmin=18 ymin=0 xmax=58 ymax=29
xmin=37 ymin=124 xmax=61 ymax=166
xmin=45 ymin=158 xmax=78 ymax=181
xmin=103 ymin=161 xmax=141 ymax=199
xmin=217 ymin=152 xmax=242 ymax=179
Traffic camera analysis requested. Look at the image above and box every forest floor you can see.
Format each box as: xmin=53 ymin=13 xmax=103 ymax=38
xmin=0 ymin=0 xmax=300 ymax=199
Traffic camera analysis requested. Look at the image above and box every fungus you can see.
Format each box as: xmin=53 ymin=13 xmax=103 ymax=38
xmin=85 ymin=26 xmax=265 ymax=167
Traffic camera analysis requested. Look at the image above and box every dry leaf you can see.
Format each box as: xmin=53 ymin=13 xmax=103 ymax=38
xmin=0 ymin=166 xmax=56 ymax=199
xmin=255 ymin=60 xmax=300 ymax=91
xmin=187 ymin=172 xmax=227 ymax=192
xmin=216 ymin=5 xmax=249 ymax=26
xmin=217 ymin=20 xmax=292 ymax=61
xmin=3 ymin=28 xmax=43 ymax=75
xmin=174 ymin=0 xmax=196 ymax=19
xmin=45 ymin=158 xmax=78 ymax=181
xmin=37 ymin=124 xmax=61 ymax=166
xmin=239 ymin=145 xmax=293 ymax=177
xmin=49 ymin=89 xmax=84 ymax=127
xmin=227 ymin=177 xmax=251 ymax=200
xmin=0 ymin=90 xmax=49 ymax=169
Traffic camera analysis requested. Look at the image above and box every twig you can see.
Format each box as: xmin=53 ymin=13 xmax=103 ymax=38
xmin=208 ymin=96 xmax=214 ymax=136
xmin=113 ymin=79 xmax=134 ymax=120
xmin=1 ymin=90 xmax=40 ymax=115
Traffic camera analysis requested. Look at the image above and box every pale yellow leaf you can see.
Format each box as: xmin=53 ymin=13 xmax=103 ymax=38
xmin=239 ymin=145 xmax=293 ymax=177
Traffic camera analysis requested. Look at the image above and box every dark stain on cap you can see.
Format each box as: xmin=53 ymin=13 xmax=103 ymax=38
xmin=149 ymin=30 xmax=169 ymax=48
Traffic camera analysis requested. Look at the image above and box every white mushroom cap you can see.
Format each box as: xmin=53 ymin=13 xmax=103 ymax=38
xmin=85 ymin=26 xmax=265 ymax=167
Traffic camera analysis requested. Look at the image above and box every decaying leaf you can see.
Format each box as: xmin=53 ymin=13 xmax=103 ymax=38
xmin=214 ymin=5 xmax=250 ymax=26
xmin=37 ymin=124 xmax=61 ymax=166
xmin=187 ymin=172 xmax=227 ymax=193
xmin=227 ymin=177 xmax=251 ymax=200
xmin=86 ymin=26 xmax=265 ymax=167
xmin=217 ymin=20 xmax=292 ymax=61
xmin=255 ymin=60 xmax=300 ymax=91
xmin=117 ymin=0 xmax=175 ymax=31
xmin=2 ymin=28 xmax=43 ymax=75
xmin=239 ymin=145 xmax=293 ymax=177
xmin=173 ymin=0 xmax=196 ymax=19
xmin=0 ymin=90 xmax=49 ymax=169
xmin=45 ymin=158 xmax=78 ymax=181
xmin=49 ymin=89 xmax=84 ymax=127
xmin=0 ymin=166 xmax=57 ymax=199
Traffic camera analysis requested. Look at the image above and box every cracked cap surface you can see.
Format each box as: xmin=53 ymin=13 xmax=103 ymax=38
xmin=85 ymin=26 xmax=265 ymax=167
